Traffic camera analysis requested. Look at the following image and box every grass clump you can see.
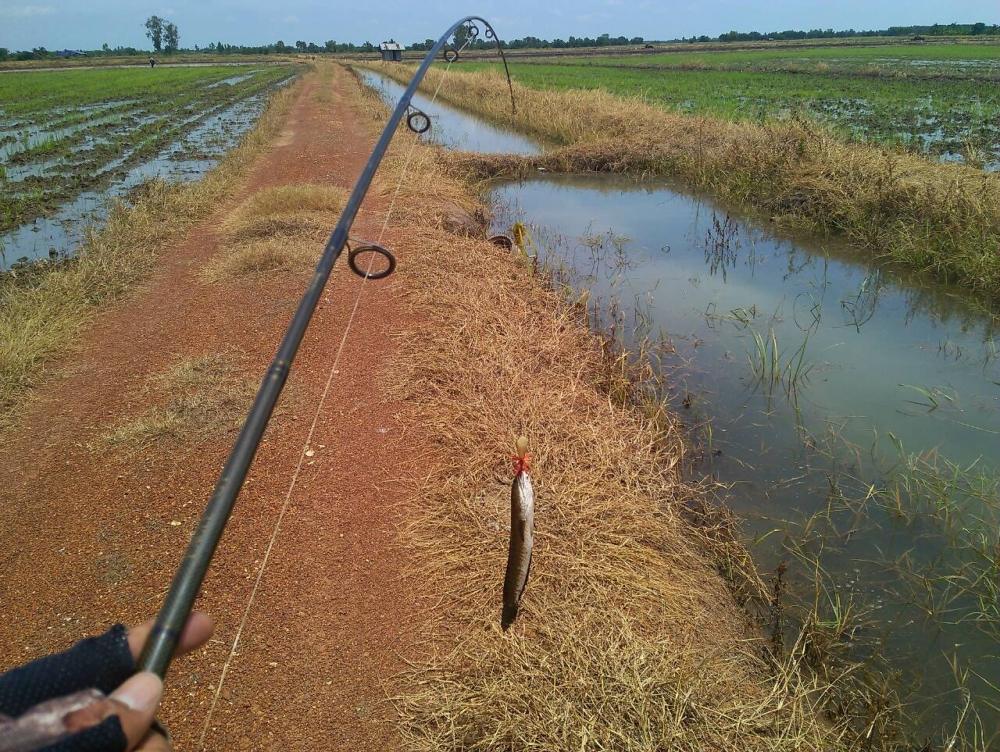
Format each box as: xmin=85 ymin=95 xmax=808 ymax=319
xmin=202 ymin=183 xmax=349 ymax=281
xmin=222 ymin=183 xmax=348 ymax=231
xmin=103 ymin=353 xmax=254 ymax=447
xmin=201 ymin=237 xmax=320 ymax=280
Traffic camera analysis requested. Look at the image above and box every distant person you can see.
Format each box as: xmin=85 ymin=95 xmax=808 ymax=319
xmin=149 ymin=57 xmax=156 ymax=68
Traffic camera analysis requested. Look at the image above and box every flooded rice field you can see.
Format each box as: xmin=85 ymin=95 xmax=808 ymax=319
xmin=467 ymin=50 xmax=1000 ymax=169
xmin=490 ymin=174 xmax=1000 ymax=742
xmin=0 ymin=65 xmax=299 ymax=269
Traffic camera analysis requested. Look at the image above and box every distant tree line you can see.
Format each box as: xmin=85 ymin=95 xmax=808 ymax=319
xmin=407 ymin=32 xmax=644 ymax=51
xmin=711 ymin=22 xmax=999 ymax=43
xmin=2 ymin=21 xmax=997 ymax=62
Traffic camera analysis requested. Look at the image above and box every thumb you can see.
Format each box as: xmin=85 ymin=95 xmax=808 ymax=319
xmin=108 ymin=672 xmax=163 ymax=751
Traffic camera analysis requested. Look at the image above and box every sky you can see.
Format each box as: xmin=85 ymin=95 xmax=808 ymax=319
xmin=0 ymin=0 xmax=997 ymax=51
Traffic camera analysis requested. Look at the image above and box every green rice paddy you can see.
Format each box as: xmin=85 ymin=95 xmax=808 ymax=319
xmin=0 ymin=65 xmax=299 ymax=235
xmin=464 ymin=42 xmax=1000 ymax=165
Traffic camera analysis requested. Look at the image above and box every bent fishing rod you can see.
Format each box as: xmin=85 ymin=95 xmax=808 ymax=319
xmin=139 ymin=15 xmax=515 ymax=678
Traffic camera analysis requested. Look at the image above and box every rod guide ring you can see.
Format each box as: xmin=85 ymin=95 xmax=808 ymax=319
xmin=406 ymin=109 xmax=431 ymax=134
xmin=347 ymin=242 xmax=397 ymax=280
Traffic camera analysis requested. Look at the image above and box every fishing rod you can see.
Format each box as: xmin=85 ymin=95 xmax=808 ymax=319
xmin=139 ymin=15 xmax=516 ymax=677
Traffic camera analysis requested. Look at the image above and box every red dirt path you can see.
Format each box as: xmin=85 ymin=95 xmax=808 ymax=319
xmin=0 ymin=66 xmax=429 ymax=749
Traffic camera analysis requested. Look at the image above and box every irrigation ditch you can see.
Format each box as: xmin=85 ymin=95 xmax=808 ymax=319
xmin=357 ymin=63 xmax=1000 ymax=748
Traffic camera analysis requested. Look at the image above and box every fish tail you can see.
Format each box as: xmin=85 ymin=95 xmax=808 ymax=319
xmin=501 ymin=603 xmax=519 ymax=631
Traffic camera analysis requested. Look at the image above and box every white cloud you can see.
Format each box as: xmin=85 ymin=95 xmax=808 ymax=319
xmin=0 ymin=4 xmax=55 ymax=18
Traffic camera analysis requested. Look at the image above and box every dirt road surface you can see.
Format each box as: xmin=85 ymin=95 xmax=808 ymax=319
xmin=0 ymin=66 xmax=428 ymax=750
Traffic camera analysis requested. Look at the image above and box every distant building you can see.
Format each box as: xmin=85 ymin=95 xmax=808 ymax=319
xmin=55 ymin=49 xmax=85 ymax=57
xmin=379 ymin=41 xmax=403 ymax=62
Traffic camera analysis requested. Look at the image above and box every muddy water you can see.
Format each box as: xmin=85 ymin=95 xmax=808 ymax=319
xmin=0 ymin=77 xmax=294 ymax=269
xmin=355 ymin=69 xmax=543 ymax=155
xmin=489 ymin=174 xmax=1000 ymax=741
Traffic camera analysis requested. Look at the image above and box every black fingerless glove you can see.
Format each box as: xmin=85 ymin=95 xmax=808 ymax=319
xmin=0 ymin=626 xmax=135 ymax=752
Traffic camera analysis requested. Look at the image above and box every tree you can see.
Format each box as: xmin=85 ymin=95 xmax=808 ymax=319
xmin=163 ymin=22 xmax=179 ymax=53
xmin=0 ymin=48 xmax=8 ymax=62
xmin=453 ymin=24 xmax=469 ymax=48
xmin=145 ymin=16 xmax=164 ymax=52
xmin=295 ymin=40 xmax=307 ymax=51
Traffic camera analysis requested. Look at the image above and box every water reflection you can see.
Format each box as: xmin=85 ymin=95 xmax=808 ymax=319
xmin=355 ymin=68 xmax=543 ymax=156
xmin=490 ymin=173 xmax=1000 ymax=741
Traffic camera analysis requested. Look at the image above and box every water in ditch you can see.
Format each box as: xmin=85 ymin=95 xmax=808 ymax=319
xmin=489 ymin=173 xmax=1000 ymax=744
xmin=355 ymin=68 xmax=543 ymax=156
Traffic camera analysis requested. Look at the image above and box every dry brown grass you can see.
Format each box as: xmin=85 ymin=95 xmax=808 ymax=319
xmin=102 ymin=353 xmax=254 ymax=447
xmin=201 ymin=183 xmax=348 ymax=281
xmin=390 ymin=230 xmax=842 ymax=750
xmin=367 ymin=62 xmax=1000 ymax=301
xmin=0 ymin=72 xmax=305 ymax=426
xmin=342 ymin=70 xmax=853 ymax=750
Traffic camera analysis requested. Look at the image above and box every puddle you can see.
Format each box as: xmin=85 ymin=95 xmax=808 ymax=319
xmin=355 ymin=68 xmax=543 ymax=155
xmin=205 ymin=72 xmax=259 ymax=88
xmin=489 ymin=173 xmax=1000 ymax=739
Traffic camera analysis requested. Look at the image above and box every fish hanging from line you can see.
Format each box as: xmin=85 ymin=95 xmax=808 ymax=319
xmin=502 ymin=435 xmax=534 ymax=631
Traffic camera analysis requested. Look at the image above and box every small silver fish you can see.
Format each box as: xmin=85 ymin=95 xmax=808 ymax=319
xmin=0 ymin=689 xmax=105 ymax=752
xmin=502 ymin=436 xmax=534 ymax=631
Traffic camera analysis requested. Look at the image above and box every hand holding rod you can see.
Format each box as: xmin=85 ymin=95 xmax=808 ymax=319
xmin=138 ymin=15 xmax=514 ymax=678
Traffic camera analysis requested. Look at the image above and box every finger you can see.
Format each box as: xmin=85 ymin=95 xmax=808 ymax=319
xmin=134 ymin=728 xmax=172 ymax=752
xmin=60 ymin=673 xmax=162 ymax=751
xmin=126 ymin=611 xmax=214 ymax=662
xmin=109 ymin=671 xmax=163 ymax=751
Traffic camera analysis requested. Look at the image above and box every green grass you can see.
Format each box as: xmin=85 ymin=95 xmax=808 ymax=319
xmin=460 ymin=59 xmax=1000 ymax=164
xmin=0 ymin=66 xmax=280 ymax=116
xmin=545 ymin=42 xmax=1000 ymax=73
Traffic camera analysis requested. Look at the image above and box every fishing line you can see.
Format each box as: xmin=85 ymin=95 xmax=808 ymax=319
xmin=198 ymin=48 xmax=467 ymax=748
